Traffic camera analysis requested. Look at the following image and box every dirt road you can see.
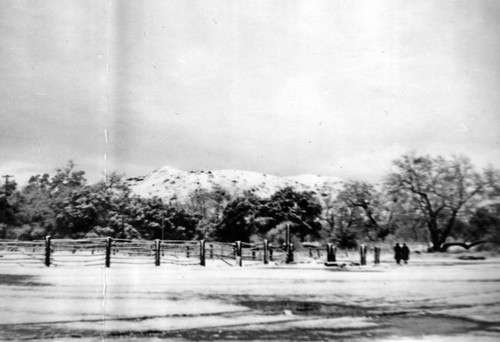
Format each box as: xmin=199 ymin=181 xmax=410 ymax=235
xmin=1 ymin=258 xmax=499 ymax=341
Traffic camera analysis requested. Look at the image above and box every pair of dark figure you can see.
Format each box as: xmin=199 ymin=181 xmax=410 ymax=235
xmin=394 ymin=243 xmax=410 ymax=264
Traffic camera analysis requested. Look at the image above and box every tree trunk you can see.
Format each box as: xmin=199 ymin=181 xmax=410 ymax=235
xmin=438 ymin=211 xmax=458 ymax=251
xmin=427 ymin=218 xmax=442 ymax=252
xmin=441 ymin=240 xmax=487 ymax=251
xmin=428 ymin=211 xmax=460 ymax=252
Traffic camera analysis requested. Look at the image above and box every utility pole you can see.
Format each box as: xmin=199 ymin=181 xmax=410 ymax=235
xmin=285 ymin=223 xmax=294 ymax=263
xmin=2 ymin=175 xmax=13 ymax=196
xmin=161 ymin=216 xmax=164 ymax=241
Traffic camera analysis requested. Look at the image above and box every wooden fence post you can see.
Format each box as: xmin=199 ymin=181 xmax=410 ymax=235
xmin=327 ymin=243 xmax=337 ymax=262
xmin=186 ymin=245 xmax=190 ymax=258
xmin=269 ymin=243 xmax=273 ymax=261
xmin=235 ymin=241 xmax=242 ymax=267
xmin=263 ymin=239 xmax=269 ymax=264
xmin=44 ymin=235 xmax=51 ymax=267
xmin=209 ymin=244 xmax=214 ymax=259
xmin=360 ymin=245 xmax=367 ymax=265
xmin=199 ymin=240 xmax=206 ymax=266
xmin=105 ymin=237 xmax=112 ymax=268
xmin=374 ymin=246 xmax=380 ymax=265
xmin=155 ymin=239 xmax=161 ymax=266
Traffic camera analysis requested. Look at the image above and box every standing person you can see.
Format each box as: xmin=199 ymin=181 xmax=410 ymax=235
xmin=394 ymin=243 xmax=402 ymax=265
xmin=401 ymin=243 xmax=410 ymax=264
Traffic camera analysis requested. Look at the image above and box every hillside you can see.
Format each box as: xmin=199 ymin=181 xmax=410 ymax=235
xmin=127 ymin=165 xmax=344 ymax=204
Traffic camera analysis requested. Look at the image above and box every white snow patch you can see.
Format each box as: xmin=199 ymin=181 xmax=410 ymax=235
xmin=128 ymin=165 xmax=345 ymax=203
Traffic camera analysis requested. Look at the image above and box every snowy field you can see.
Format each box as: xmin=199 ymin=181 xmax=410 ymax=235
xmin=1 ymin=254 xmax=500 ymax=341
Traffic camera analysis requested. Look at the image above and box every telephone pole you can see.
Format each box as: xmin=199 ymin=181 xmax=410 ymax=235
xmin=2 ymin=175 xmax=13 ymax=196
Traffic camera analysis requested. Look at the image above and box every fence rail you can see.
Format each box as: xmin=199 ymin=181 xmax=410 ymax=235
xmin=0 ymin=238 xmax=382 ymax=268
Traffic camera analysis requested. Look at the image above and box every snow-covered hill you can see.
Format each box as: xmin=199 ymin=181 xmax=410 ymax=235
xmin=128 ymin=165 xmax=344 ymax=204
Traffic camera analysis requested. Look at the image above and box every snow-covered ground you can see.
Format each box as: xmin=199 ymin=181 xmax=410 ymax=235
xmin=1 ymin=255 xmax=499 ymax=341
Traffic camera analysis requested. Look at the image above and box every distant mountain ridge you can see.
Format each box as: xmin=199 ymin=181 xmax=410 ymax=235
xmin=127 ymin=165 xmax=344 ymax=204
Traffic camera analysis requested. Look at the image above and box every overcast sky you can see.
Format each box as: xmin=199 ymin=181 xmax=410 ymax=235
xmin=1 ymin=0 xmax=499 ymax=185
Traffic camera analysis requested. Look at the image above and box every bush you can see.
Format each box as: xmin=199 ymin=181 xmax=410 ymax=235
xmin=335 ymin=228 xmax=358 ymax=249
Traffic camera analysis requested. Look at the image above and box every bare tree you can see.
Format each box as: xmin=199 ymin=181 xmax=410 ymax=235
xmin=386 ymin=152 xmax=488 ymax=251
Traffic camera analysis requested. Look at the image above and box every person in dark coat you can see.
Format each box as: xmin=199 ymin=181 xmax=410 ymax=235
xmin=394 ymin=243 xmax=402 ymax=264
xmin=401 ymin=243 xmax=410 ymax=264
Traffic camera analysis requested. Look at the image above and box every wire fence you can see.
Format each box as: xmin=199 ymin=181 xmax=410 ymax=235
xmin=206 ymin=242 xmax=236 ymax=266
xmin=161 ymin=240 xmax=202 ymax=266
xmin=50 ymin=238 xmax=107 ymax=267
xmin=0 ymin=239 xmax=46 ymax=266
xmin=0 ymin=238 xmax=382 ymax=268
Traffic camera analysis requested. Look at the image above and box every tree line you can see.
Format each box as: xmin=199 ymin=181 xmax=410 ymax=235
xmin=1 ymin=152 xmax=499 ymax=252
